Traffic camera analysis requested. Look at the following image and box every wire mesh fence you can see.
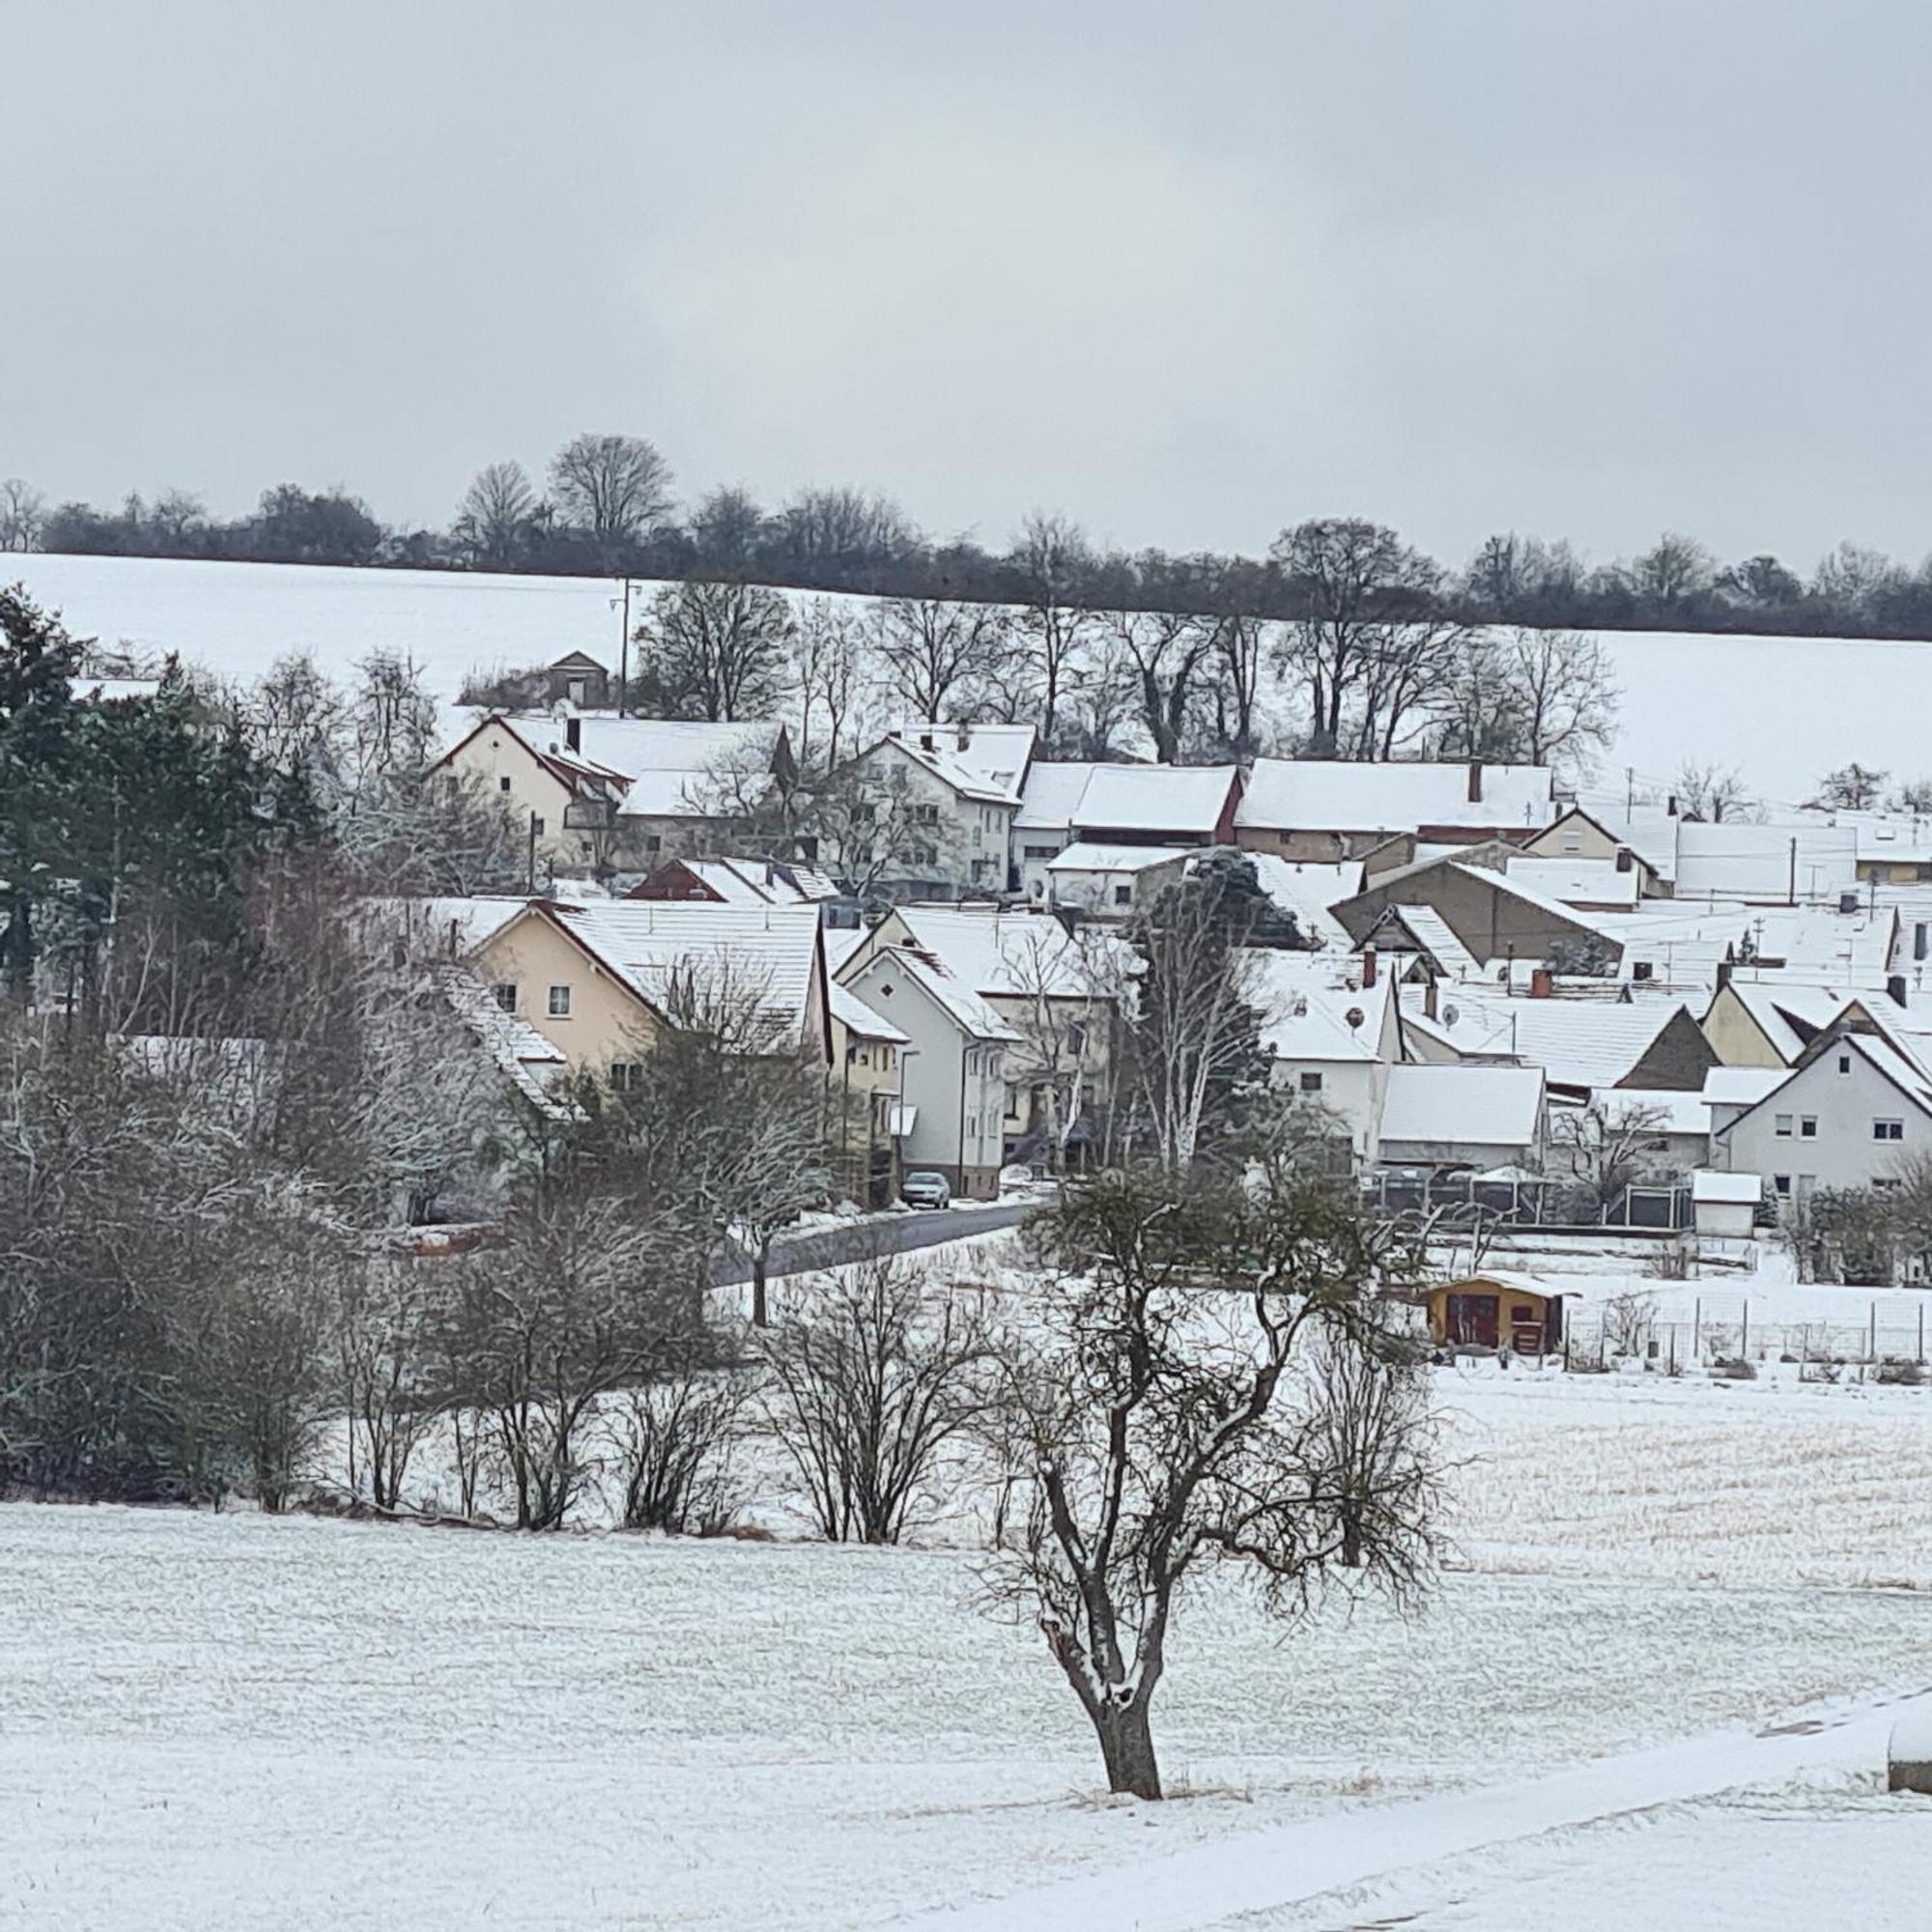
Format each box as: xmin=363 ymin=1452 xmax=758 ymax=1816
xmin=1555 ymin=1293 xmax=1932 ymax=1370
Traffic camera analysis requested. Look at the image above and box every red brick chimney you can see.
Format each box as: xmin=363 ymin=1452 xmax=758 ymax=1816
xmin=1360 ymin=947 xmax=1378 ymax=987
xmin=1466 ymin=759 xmax=1484 ymax=804
xmin=1614 ymin=846 xmax=1634 ymax=872
xmin=1529 ymin=967 xmax=1554 ymax=999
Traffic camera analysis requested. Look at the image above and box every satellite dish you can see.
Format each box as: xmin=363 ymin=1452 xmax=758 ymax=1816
xmin=1345 ymin=1007 xmax=1365 ymax=1031
xmin=1443 ymin=1003 xmax=1461 ymax=1026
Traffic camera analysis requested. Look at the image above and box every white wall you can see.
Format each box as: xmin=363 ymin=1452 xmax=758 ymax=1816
xmin=1719 ymin=1045 xmax=1926 ymax=1209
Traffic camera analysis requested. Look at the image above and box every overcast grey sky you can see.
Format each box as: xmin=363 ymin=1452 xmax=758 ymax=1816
xmin=8 ymin=3 xmax=1930 ymax=569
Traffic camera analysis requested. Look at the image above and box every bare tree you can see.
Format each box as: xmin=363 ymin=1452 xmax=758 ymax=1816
xmin=1629 ymin=532 xmax=1715 ymax=611
xmin=454 ymin=460 xmax=537 ymax=567
xmin=0 ymin=479 xmax=45 ymax=552
xmin=334 ymin=1252 xmax=443 ymax=1514
xmin=148 ymin=489 xmax=207 ymax=550
xmin=1496 ymin=627 xmax=1617 ymax=773
xmin=796 ymin=756 xmax=957 ymax=906
xmin=1814 ymin=762 xmax=1889 ymax=812
xmin=1109 ymin=609 xmax=1214 ymax=764
xmin=793 ymin=597 xmax=867 ymax=770
xmin=636 ymin=579 xmax=793 ymax=722
xmin=1548 ymin=1097 xmax=1672 ymax=1220
xmin=688 ymin=485 xmax=768 ymax=567
xmin=772 ymin=486 xmax=919 ymax=574
xmin=758 ymin=1258 xmax=997 ymax=1543
xmin=997 ymin=919 xmax=1115 ymax=1170
xmin=1012 ymin=510 xmax=1095 ymax=744
xmin=608 ymin=1350 xmax=753 ymax=1533
xmin=548 ymin=433 xmax=674 ymax=562
xmin=874 ymin=597 xmax=1012 ymax=721
xmin=1271 ymin=518 xmax=1449 ymax=757
xmin=986 ymin=1163 xmax=1437 ymax=1799
xmin=445 ymin=1189 xmax=674 ymax=1529
xmin=1112 ymin=861 xmax=1268 ymax=1170
xmin=1674 ymin=761 xmax=1755 ymax=824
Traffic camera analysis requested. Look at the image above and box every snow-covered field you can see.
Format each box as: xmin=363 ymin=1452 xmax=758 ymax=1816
xmin=12 ymin=551 xmax=1932 ymax=802
xmin=9 ymin=1365 xmax=1932 ymax=1929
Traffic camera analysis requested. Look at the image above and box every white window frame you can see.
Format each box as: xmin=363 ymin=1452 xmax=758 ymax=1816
xmin=548 ymin=983 xmax=572 ymax=1018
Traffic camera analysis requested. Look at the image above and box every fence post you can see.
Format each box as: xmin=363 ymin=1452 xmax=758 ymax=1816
xmin=1693 ymin=1296 xmax=1702 ymax=1360
xmin=1742 ymin=1299 xmax=1749 ymax=1360
xmin=1919 ymin=1304 xmax=1925 ymax=1366
xmin=1668 ymin=1327 xmax=1676 ymax=1375
xmin=1870 ymin=1301 xmax=1878 ymax=1364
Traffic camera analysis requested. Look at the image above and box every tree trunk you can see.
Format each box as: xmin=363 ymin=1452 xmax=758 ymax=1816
xmin=751 ymin=1249 xmax=770 ymax=1329
xmin=1092 ymin=1695 xmax=1162 ymax=1799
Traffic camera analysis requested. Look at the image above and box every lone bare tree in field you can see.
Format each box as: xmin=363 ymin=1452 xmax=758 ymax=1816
xmin=1013 ymin=510 xmax=1096 ymax=744
xmin=454 ymin=461 xmax=537 ymax=566
xmin=987 ymin=1163 xmax=1437 ymax=1799
xmin=549 ymin=433 xmax=674 ymax=562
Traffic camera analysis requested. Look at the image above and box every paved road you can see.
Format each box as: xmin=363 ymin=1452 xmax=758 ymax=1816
xmin=712 ymin=1198 xmax=1037 ymax=1286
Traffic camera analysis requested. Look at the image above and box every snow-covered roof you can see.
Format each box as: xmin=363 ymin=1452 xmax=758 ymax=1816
xmin=1603 ymin=904 xmax=1897 ymax=991
xmin=435 ymin=966 xmax=572 ymax=1115
xmin=828 ymin=980 xmax=908 ymax=1045
xmin=1067 ymin=764 xmax=1239 ymax=836
xmin=1379 ymin=1064 xmax=1547 ymax=1149
xmin=1691 ymin=1170 xmax=1761 ymax=1204
xmin=1710 ymin=980 xmax=1860 ymax=1062
xmin=1237 ymin=759 xmax=1554 ymax=835
xmin=639 ymin=856 xmax=838 ymax=907
xmin=542 ymin=900 xmax=823 ymax=1049
xmin=1046 ymin=842 xmax=1193 ymax=875
xmin=1561 ymin=794 xmax=1683 ymax=882
xmin=1507 ymin=857 xmax=1641 ymax=909
xmin=1241 ymin=856 xmax=1363 ymax=949
xmin=1673 ymin=819 xmax=1859 ymax=903
xmin=1386 ymin=904 xmax=1481 ymax=979
xmin=1700 ymin=1065 xmax=1791 ymax=1110
xmin=1418 ymin=987 xmax=1692 ymax=1092
xmin=361 ymin=895 xmax=532 ymax=958
xmin=1014 ymin=761 xmax=1110 ymax=829
xmin=885 ymin=905 xmax=1127 ymax=1001
xmin=1249 ymin=952 xmax=1396 ymax=1064
xmin=855 ymin=945 xmax=1021 ymax=1042
xmin=821 ymin=923 xmax=870 ymax=975
xmin=882 ymin=724 xmax=1033 ymax=805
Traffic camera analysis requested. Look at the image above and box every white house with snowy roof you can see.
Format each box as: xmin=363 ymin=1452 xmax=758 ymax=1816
xmin=847 ymin=723 xmax=1035 ymax=901
xmin=1013 ymin=761 xmax=1243 ymax=898
xmin=1236 ymin=759 xmax=1555 ymax=862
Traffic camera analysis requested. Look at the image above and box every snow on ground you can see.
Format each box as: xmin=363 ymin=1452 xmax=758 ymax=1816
xmin=14 ymin=551 xmax=1932 ymax=799
xmin=9 ymin=1360 xmax=1932 ymax=1928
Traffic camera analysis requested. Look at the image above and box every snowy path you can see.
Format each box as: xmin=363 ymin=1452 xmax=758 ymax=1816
xmin=899 ymin=1683 xmax=1932 ymax=1931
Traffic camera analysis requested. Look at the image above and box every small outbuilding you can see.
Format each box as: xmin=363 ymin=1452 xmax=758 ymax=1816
xmin=1422 ymin=1271 xmax=1568 ymax=1354
xmin=1690 ymin=1169 xmax=1761 ymax=1239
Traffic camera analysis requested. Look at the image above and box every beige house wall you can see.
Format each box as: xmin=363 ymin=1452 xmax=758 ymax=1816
xmin=469 ymin=914 xmax=663 ymax=1071
xmin=1699 ymin=985 xmax=1787 ymax=1068
xmin=441 ymin=728 xmax=596 ymax=872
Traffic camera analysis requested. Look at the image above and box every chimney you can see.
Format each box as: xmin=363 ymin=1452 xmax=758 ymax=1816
xmin=955 ymin=723 xmax=971 ymax=752
xmin=1614 ymin=846 xmax=1634 ymax=872
xmin=1716 ymin=958 xmax=1733 ymax=991
xmin=1889 ymin=974 xmax=1909 ymax=1009
xmin=564 ymin=716 xmax=582 ymax=753
xmin=1529 ymin=967 xmax=1554 ymax=1000
xmin=1360 ymin=946 xmax=1378 ymax=987
xmin=1466 ymin=759 xmax=1484 ymax=804
xmin=1423 ymin=978 xmax=1438 ymax=1021
xmin=1667 ymin=794 xmax=1680 ymax=818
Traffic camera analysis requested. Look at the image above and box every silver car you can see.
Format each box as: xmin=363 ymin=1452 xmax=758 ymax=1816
xmin=899 ymin=1171 xmax=952 ymax=1209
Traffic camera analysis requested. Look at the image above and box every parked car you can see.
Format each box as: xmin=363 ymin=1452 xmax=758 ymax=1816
xmin=998 ymin=1162 xmax=1037 ymax=1193
xmin=899 ymin=1171 xmax=952 ymax=1209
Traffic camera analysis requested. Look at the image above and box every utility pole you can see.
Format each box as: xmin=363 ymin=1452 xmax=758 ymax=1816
xmin=617 ymin=577 xmax=634 ymax=718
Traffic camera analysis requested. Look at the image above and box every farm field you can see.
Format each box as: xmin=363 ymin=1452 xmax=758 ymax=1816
xmin=8 ymin=1366 xmax=1932 ymax=1930
xmin=14 ymin=550 xmax=1932 ymax=803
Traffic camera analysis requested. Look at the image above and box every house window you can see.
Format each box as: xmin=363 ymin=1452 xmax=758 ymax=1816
xmin=1800 ymin=1116 xmax=1817 ymax=1139
xmin=1300 ymin=1070 xmax=1324 ymax=1094
xmin=498 ymin=776 xmax=512 ymax=793
xmin=1774 ymin=1114 xmax=1793 ymax=1138
xmin=567 ymin=678 xmax=586 ymax=707
xmin=492 ymin=982 xmax=518 ymax=1013
xmin=846 ymin=1042 xmax=867 ymax=1066
xmin=1006 ymin=1084 xmax=1022 ymax=1119
xmin=1067 ymin=1021 xmax=1087 ymax=1054
xmin=1774 ymin=1174 xmax=1792 ymax=1196
xmin=611 ymin=1062 xmax=641 ymax=1092
xmin=548 ymin=984 xmax=572 ymax=1017
xmin=1632 ymin=961 xmax=1654 ymax=981
xmin=1874 ymin=1118 xmax=1906 ymax=1141
xmin=1113 ymin=885 xmax=1132 ymax=907
xmin=1024 ymin=844 xmax=1061 ymax=860
xmin=643 ymin=836 xmax=663 ymax=856
xmin=1838 ymin=1055 xmax=1852 ymax=1074
xmin=911 ymin=803 xmax=939 ymax=825
xmin=1560 ymin=832 xmax=1581 ymax=853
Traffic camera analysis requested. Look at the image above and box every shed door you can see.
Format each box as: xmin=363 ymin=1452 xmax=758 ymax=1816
xmin=1446 ymin=1293 xmax=1498 ymax=1348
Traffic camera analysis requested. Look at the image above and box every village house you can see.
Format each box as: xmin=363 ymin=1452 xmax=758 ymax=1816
xmin=1248 ymin=950 xmax=1401 ymax=1166
xmin=1377 ymin=1063 xmax=1548 ymax=1171
xmin=463 ymin=898 xmax=830 ymax=1079
xmin=846 ymin=723 xmax=1033 ymax=901
xmin=1235 ymin=759 xmax=1554 ymax=862
xmin=431 ymin=713 xmax=794 ymax=875
xmin=838 ymin=904 xmax=1126 ymax=1170
xmin=1521 ymin=804 xmax=1673 ymax=897
xmin=825 ymin=980 xmax=911 ymax=1207
xmin=1713 ymin=1022 xmax=1932 ymax=1216
xmin=1332 ymin=854 xmax=1626 ymax=971
xmin=1013 ymin=762 xmax=1242 ymax=899
xmin=838 ymin=942 xmax=1018 ymax=1198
